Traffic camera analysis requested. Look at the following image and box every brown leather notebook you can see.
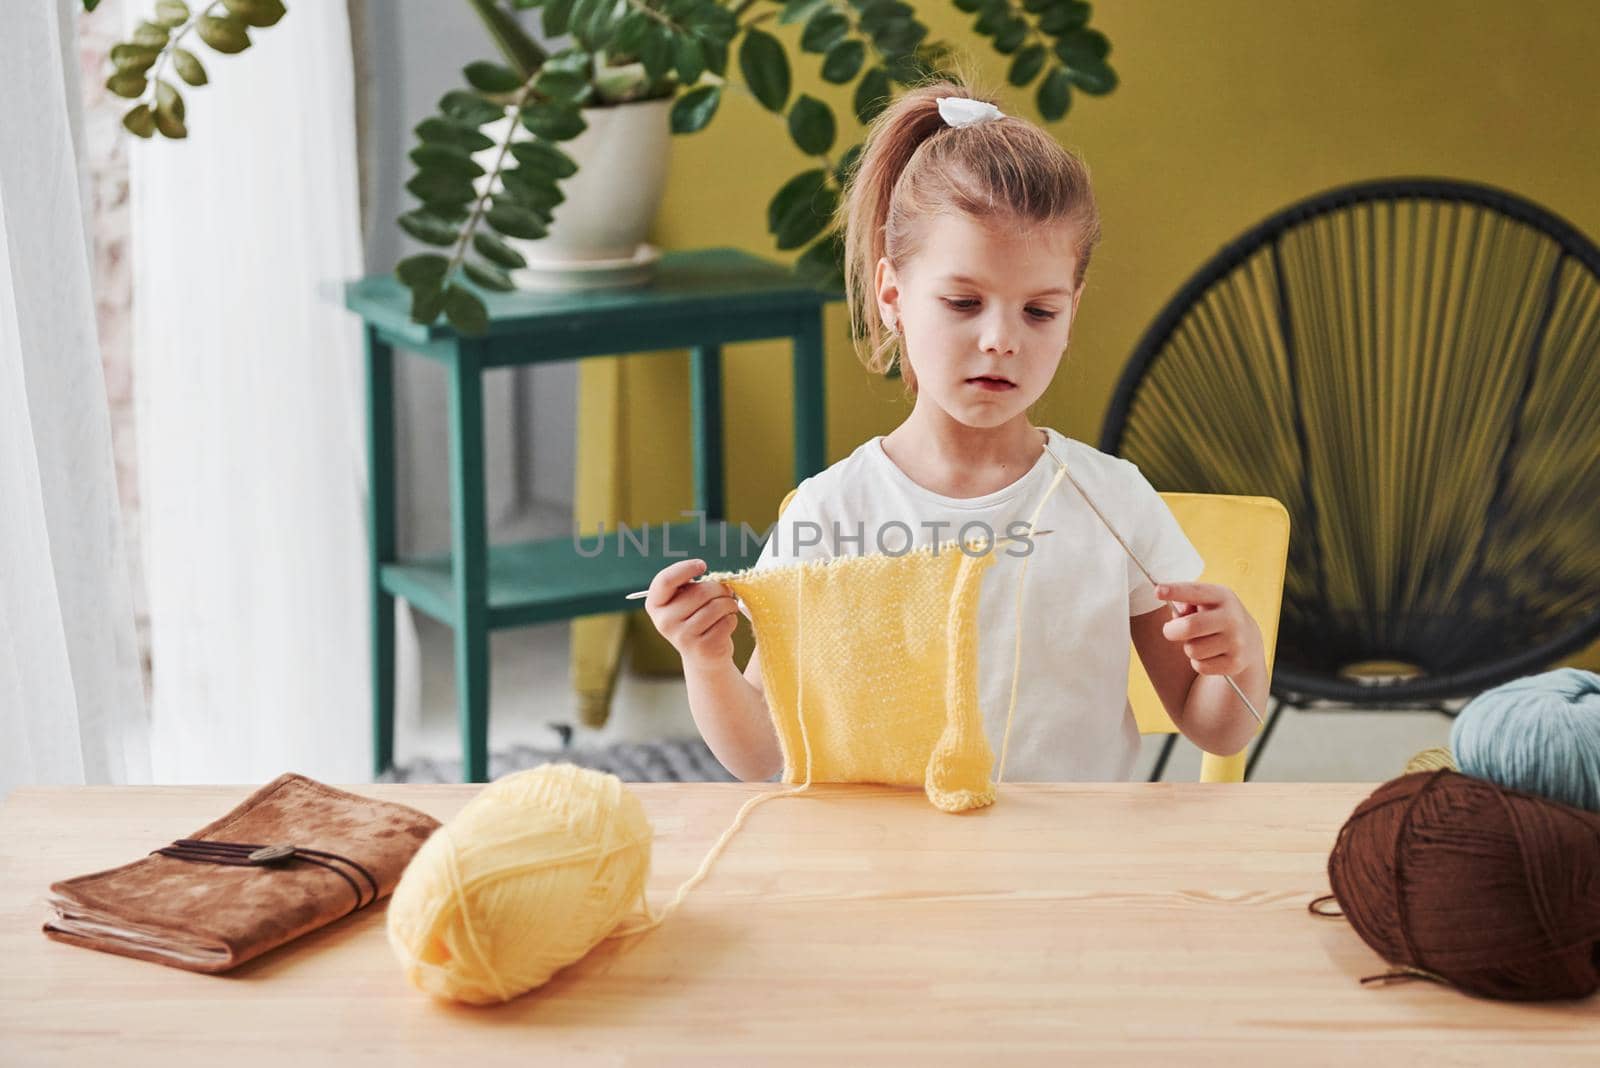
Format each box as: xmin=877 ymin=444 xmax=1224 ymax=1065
xmin=42 ymin=773 xmax=441 ymax=973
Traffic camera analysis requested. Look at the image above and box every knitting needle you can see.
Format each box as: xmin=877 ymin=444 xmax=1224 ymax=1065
xmin=621 ymin=529 xmax=1057 ymax=600
xmin=1044 ymin=445 xmax=1264 ymax=727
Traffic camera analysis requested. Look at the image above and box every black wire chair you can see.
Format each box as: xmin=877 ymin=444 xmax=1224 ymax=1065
xmin=1102 ymin=178 xmax=1600 ymax=780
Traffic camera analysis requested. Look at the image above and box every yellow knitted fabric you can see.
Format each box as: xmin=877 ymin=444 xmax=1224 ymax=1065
xmin=712 ymin=543 xmax=999 ymax=813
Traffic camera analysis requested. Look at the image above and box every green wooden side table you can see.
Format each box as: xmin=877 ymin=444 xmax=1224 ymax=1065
xmin=345 ymin=248 xmax=842 ymax=782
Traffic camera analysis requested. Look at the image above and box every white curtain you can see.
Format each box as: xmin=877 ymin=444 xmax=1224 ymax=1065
xmin=0 ymin=1 xmax=149 ymax=798
xmin=129 ymin=1 xmax=404 ymax=783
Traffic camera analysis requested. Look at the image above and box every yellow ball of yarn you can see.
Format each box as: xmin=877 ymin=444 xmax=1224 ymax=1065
xmin=386 ymin=763 xmax=654 ymax=1004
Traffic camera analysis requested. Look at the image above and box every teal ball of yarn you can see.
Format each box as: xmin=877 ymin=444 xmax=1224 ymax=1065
xmin=1450 ymin=668 xmax=1600 ymax=813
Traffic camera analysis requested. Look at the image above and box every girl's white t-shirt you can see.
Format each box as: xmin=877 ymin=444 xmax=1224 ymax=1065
xmin=748 ymin=427 xmax=1204 ymax=782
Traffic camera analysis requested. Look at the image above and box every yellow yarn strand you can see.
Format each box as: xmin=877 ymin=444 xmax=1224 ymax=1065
xmin=995 ymin=451 xmax=1070 ymax=784
xmin=609 ymin=559 xmax=818 ymax=940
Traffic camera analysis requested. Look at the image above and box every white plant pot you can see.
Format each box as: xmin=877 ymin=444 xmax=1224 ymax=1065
xmin=475 ymin=98 xmax=673 ymax=291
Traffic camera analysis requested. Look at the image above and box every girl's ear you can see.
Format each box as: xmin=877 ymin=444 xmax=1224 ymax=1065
xmin=874 ymin=256 xmax=901 ymax=330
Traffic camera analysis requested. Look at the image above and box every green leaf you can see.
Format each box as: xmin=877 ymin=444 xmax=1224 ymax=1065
xmin=778 ymin=184 xmax=836 ymax=251
xmin=398 ymin=210 xmax=461 ymax=247
xmin=570 ymin=0 xmax=623 ymax=45
xmin=223 ymin=0 xmax=286 ymax=28
xmin=416 ymin=118 xmax=495 ymax=152
xmin=568 ymin=0 xmax=602 ymax=43
xmin=1054 ymin=29 xmax=1116 ymax=96
xmin=542 ymin=0 xmax=575 ymax=38
xmin=105 ymin=70 xmax=148 ymax=99
xmin=155 ymin=79 xmax=185 ymax=123
xmin=787 ymin=95 xmax=835 ymax=156
xmin=767 ymin=168 xmax=834 ymax=250
xmin=464 ymin=261 xmax=515 ymax=293
xmin=739 ymin=28 xmax=789 ymax=113
xmin=859 ymin=1 xmax=915 ymax=34
xmin=474 ymin=231 xmax=528 ymax=270
xmin=800 ymin=12 xmax=848 ymax=55
xmin=886 ymin=45 xmax=941 ymax=85
xmin=409 ymin=143 xmax=487 ymax=180
xmin=486 ymin=201 xmax=549 ymax=240
xmin=196 ymin=14 xmax=251 ymax=54
xmin=441 ymin=90 xmax=507 ymax=127
xmin=700 ymin=35 xmax=728 ymax=77
xmin=1008 ymin=43 xmax=1047 ymax=86
xmin=974 ymin=4 xmax=1008 ymax=36
xmin=534 ymin=69 xmax=590 ymax=103
xmin=396 ymin=254 xmax=451 ymax=290
xmin=611 ymin=11 xmax=650 ymax=56
xmin=464 ymin=61 xmax=525 ymax=94
xmin=821 ymin=39 xmax=865 ymax=84
xmin=853 ymin=66 xmax=891 ymax=125
xmin=670 ymin=84 xmax=721 ymax=134
xmin=444 ymin=285 xmax=490 ymax=335
xmin=1039 ymin=1 xmax=1091 ymax=35
xmin=636 ymin=25 xmax=672 ymax=81
xmin=1067 ymin=60 xmax=1117 ymax=95
xmin=951 ymin=0 xmax=982 ymax=11
xmin=153 ymin=1 xmax=189 ymax=29
xmin=872 ymin=19 xmax=926 ymax=56
xmin=994 ymin=18 xmax=1028 ymax=54
xmin=111 ymin=44 xmax=161 ymax=73
xmin=410 ymin=283 xmax=447 ymax=325
xmin=406 ymin=171 xmax=477 ymax=207
xmin=543 ymin=46 xmax=593 ymax=78
xmin=673 ymin=33 xmax=705 ymax=85
xmin=1054 ymin=28 xmax=1111 ymax=67
xmin=153 ymin=107 xmax=187 ymax=140
xmin=122 ymin=105 xmax=157 ymax=139
xmin=768 ymin=169 xmax=824 ymax=232
xmin=520 ymin=101 xmax=586 ymax=141
xmin=84 ymin=0 xmax=104 ymax=11
xmin=500 ymin=168 xmax=564 ymax=213
xmin=779 ymin=0 xmax=829 ymax=26
xmin=1036 ymin=66 xmax=1072 ymax=121
xmin=794 ymin=230 xmax=845 ymax=289
xmin=834 ymin=142 xmax=863 ymax=185
xmin=687 ymin=3 xmax=737 ymax=43
xmin=509 ymin=139 xmax=578 ymax=178
xmin=172 ymin=49 xmax=208 ymax=86
xmin=132 ymin=21 xmax=169 ymax=47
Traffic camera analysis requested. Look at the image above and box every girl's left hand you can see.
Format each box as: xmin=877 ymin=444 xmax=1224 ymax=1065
xmin=1155 ymin=582 xmax=1258 ymax=676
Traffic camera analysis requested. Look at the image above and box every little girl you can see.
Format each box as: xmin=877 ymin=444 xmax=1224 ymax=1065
xmin=644 ymin=80 xmax=1267 ymax=782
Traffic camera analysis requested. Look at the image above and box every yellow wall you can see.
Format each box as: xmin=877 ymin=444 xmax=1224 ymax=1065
xmin=608 ymin=0 xmax=1600 ymax=672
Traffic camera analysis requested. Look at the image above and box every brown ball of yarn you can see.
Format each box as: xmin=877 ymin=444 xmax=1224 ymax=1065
xmin=1323 ymin=770 xmax=1600 ymax=1001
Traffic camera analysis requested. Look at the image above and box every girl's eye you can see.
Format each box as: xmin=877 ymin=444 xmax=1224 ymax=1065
xmin=943 ymin=299 xmax=1057 ymax=321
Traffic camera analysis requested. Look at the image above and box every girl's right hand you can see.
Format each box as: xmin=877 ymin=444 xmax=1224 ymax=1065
xmin=643 ymin=559 xmax=739 ymax=668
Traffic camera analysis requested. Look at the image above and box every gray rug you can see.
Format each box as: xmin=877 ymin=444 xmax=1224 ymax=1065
xmin=380 ymin=736 xmax=739 ymax=784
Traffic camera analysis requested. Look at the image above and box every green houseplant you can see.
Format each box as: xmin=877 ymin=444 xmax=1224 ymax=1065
xmin=95 ymin=0 xmax=1118 ymax=335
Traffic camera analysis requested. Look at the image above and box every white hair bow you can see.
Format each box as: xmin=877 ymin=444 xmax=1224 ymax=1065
xmin=937 ymin=96 xmax=1004 ymax=128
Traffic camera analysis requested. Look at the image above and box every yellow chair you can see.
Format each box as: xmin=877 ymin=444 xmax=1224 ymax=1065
xmin=1131 ymin=494 xmax=1289 ymax=783
xmin=774 ymin=489 xmax=1291 ymax=784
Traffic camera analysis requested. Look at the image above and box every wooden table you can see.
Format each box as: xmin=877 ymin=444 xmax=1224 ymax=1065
xmin=2 ymin=783 xmax=1593 ymax=1064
